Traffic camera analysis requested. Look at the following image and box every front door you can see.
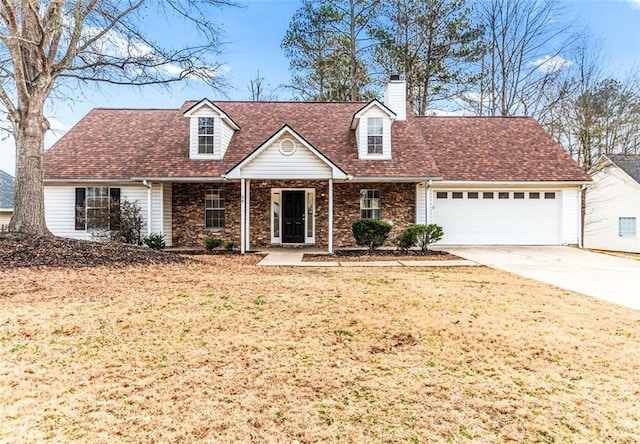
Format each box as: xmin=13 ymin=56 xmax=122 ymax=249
xmin=282 ymin=190 xmax=305 ymax=243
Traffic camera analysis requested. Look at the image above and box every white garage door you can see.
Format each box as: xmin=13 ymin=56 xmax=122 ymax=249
xmin=432 ymin=190 xmax=562 ymax=245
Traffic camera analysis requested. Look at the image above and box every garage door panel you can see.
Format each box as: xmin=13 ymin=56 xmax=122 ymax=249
xmin=433 ymin=191 xmax=562 ymax=245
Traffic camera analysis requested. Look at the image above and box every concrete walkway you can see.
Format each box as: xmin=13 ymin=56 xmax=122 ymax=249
xmin=441 ymin=246 xmax=640 ymax=310
xmin=257 ymin=248 xmax=476 ymax=268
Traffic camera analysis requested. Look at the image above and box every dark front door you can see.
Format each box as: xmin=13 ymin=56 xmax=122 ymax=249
xmin=282 ymin=190 xmax=305 ymax=243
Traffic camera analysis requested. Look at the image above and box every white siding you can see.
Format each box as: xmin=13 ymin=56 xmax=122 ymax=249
xmin=241 ymin=134 xmax=333 ymax=179
xmin=356 ymin=107 xmax=392 ymax=160
xmin=415 ymin=183 xmax=433 ymax=225
xmin=384 ymin=80 xmax=406 ymax=120
xmin=151 ymin=183 xmax=162 ymax=235
xmin=584 ymin=165 xmax=640 ymax=253
xmin=163 ymin=183 xmax=173 ymax=247
xmin=432 ymin=188 xmax=564 ymax=245
xmin=561 ymin=188 xmax=581 ymax=245
xmin=0 ymin=211 xmax=11 ymax=230
xmin=188 ymin=106 xmax=236 ymax=160
xmin=45 ymin=184 xmax=149 ymax=240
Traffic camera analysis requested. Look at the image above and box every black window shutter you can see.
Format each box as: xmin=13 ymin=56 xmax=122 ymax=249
xmin=75 ymin=188 xmax=86 ymax=230
xmin=109 ymin=188 xmax=121 ymax=230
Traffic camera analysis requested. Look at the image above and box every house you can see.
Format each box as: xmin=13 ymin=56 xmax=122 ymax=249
xmin=43 ymin=77 xmax=589 ymax=252
xmin=584 ymin=154 xmax=640 ymax=253
xmin=0 ymin=170 xmax=14 ymax=231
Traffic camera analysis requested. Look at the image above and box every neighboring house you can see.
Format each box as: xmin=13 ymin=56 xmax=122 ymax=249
xmin=0 ymin=170 xmax=14 ymax=231
xmin=43 ymin=77 xmax=589 ymax=252
xmin=584 ymin=154 xmax=640 ymax=253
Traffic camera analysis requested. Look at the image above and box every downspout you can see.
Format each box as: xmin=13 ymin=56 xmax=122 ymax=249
xmin=143 ymin=180 xmax=152 ymax=236
xmin=579 ymin=183 xmax=586 ymax=248
xmin=426 ymin=179 xmax=432 ymax=225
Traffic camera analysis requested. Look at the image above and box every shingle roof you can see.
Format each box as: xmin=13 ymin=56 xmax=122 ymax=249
xmin=608 ymin=154 xmax=640 ymax=184
xmin=43 ymin=101 xmax=589 ymax=182
xmin=0 ymin=170 xmax=14 ymax=209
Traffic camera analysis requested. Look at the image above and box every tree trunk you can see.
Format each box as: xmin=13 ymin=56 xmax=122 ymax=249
xmin=8 ymin=106 xmax=51 ymax=236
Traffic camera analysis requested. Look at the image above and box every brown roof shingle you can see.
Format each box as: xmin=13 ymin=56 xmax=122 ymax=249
xmin=44 ymin=101 xmax=588 ymax=182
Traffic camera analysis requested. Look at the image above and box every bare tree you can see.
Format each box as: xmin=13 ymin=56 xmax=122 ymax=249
xmin=247 ymin=70 xmax=278 ymax=101
xmin=541 ymin=35 xmax=640 ymax=170
xmin=464 ymin=0 xmax=573 ymax=117
xmin=2 ymin=0 xmax=233 ymax=236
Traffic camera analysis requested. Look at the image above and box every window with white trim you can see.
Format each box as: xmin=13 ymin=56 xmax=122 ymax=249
xmin=367 ymin=117 xmax=383 ymax=154
xmin=619 ymin=217 xmax=636 ymax=238
xmin=205 ymin=189 xmax=225 ymax=229
xmin=198 ymin=117 xmax=214 ymax=154
xmin=75 ymin=187 xmax=121 ymax=231
xmin=360 ymin=189 xmax=381 ymax=219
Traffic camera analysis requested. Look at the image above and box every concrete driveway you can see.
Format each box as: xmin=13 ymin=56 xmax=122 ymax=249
xmin=440 ymin=246 xmax=640 ymax=310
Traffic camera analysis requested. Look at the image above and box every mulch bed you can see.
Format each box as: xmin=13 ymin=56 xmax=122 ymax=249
xmin=0 ymin=232 xmax=191 ymax=269
xmin=303 ymin=248 xmax=460 ymax=262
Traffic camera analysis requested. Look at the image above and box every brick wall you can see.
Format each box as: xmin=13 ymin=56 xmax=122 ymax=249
xmin=333 ymin=182 xmax=416 ymax=247
xmin=172 ymin=183 xmax=241 ymax=248
xmin=172 ymin=181 xmax=416 ymax=249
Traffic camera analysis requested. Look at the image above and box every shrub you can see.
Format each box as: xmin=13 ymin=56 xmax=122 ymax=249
xmin=205 ymin=237 xmax=222 ymax=251
xmin=352 ymin=218 xmax=393 ymax=252
xmin=144 ymin=233 xmax=166 ymax=250
xmin=88 ymin=198 xmax=143 ymax=245
xmin=395 ymin=225 xmax=418 ymax=252
xmin=222 ymin=241 xmax=234 ymax=251
xmin=412 ymin=224 xmax=444 ymax=251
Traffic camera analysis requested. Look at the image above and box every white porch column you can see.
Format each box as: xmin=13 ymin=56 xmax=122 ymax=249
xmin=145 ymin=180 xmax=153 ymax=236
xmin=240 ymin=178 xmax=246 ymax=254
xmin=424 ymin=181 xmax=429 ymax=225
xmin=328 ymin=178 xmax=334 ymax=253
xmin=159 ymin=183 xmax=164 ymax=235
xmin=245 ymin=180 xmax=251 ymax=251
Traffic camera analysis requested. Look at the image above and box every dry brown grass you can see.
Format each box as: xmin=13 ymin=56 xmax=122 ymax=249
xmin=1 ymin=257 xmax=639 ymax=443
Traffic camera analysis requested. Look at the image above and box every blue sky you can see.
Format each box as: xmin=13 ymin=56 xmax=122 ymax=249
xmin=1 ymin=0 xmax=639 ymax=176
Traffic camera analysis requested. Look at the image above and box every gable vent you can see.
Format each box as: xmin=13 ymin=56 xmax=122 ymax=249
xmin=279 ymin=138 xmax=297 ymax=156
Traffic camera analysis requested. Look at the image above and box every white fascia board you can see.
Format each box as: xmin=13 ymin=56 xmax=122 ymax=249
xmin=433 ymin=180 xmax=589 ymax=188
xmin=586 ymin=154 xmax=613 ymax=175
xmin=349 ymin=176 xmax=443 ymax=182
xmin=350 ymin=99 xmax=396 ymax=130
xmin=225 ymin=125 xmax=347 ymax=180
xmin=44 ymin=178 xmax=137 ymax=183
xmin=131 ymin=177 xmax=226 ymax=182
xmin=0 ymin=208 xmax=12 ymax=212
xmin=183 ymin=99 xmax=240 ymax=130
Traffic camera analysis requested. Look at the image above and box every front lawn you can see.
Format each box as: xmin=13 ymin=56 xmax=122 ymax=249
xmin=1 ymin=257 xmax=638 ymax=442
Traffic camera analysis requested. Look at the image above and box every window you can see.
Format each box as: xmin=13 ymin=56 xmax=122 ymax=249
xmin=514 ymin=192 xmax=525 ymax=199
xmin=75 ymin=187 xmax=120 ymax=231
xmin=544 ymin=192 xmax=556 ymax=199
xmin=452 ymin=192 xmax=463 ymax=199
xmin=205 ymin=189 xmax=225 ymax=229
xmin=619 ymin=217 xmax=636 ymax=238
xmin=307 ymin=191 xmax=314 ymax=238
xmin=483 ymin=192 xmax=494 ymax=199
xmin=367 ymin=117 xmax=383 ymax=154
xmin=198 ymin=117 xmax=214 ymax=154
xmin=360 ymin=189 xmax=380 ymax=219
xmin=498 ymin=192 xmax=509 ymax=199
xmin=468 ymin=192 xmax=479 ymax=199
xmin=529 ymin=192 xmax=540 ymax=199
xmin=436 ymin=192 xmax=448 ymax=199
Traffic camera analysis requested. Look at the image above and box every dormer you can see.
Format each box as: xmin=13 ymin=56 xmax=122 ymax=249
xmin=184 ymin=99 xmax=240 ymax=160
xmin=350 ymin=99 xmax=396 ymax=160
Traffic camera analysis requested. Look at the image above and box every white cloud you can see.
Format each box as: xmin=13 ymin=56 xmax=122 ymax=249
xmin=532 ymin=55 xmax=573 ymax=74
xmin=625 ymin=0 xmax=640 ymax=9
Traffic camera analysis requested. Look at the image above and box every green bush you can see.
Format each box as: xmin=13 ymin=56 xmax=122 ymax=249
xmin=395 ymin=225 xmax=418 ymax=252
xmin=352 ymin=218 xmax=393 ymax=252
xmin=205 ymin=237 xmax=222 ymax=251
xmin=143 ymin=233 xmax=166 ymax=250
xmin=412 ymin=224 xmax=444 ymax=251
xmin=222 ymin=241 xmax=234 ymax=251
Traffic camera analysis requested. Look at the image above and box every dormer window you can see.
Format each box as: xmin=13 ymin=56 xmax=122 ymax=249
xmin=367 ymin=117 xmax=383 ymax=154
xmin=198 ymin=117 xmax=214 ymax=154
